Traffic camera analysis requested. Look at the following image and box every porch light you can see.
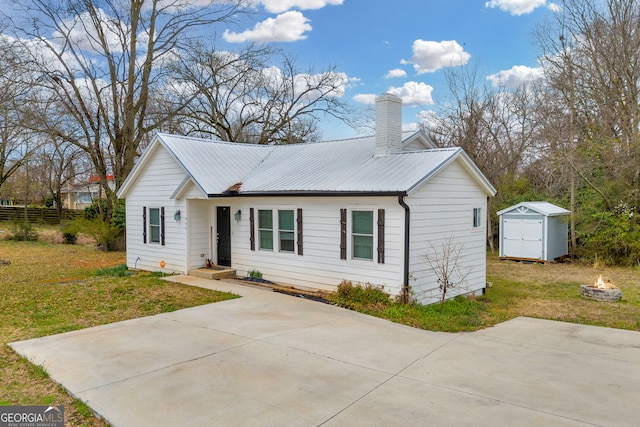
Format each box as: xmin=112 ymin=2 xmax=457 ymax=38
xmin=234 ymin=209 xmax=242 ymax=221
xmin=174 ymin=210 xmax=181 ymax=222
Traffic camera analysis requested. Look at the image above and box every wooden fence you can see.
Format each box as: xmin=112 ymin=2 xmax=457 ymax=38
xmin=0 ymin=206 xmax=85 ymax=225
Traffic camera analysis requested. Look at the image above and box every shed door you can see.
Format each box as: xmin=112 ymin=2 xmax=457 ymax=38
xmin=503 ymin=219 xmax=543 ymax=259
xmin=503 ymin=219 xmax=523 ymax=257
xmin=521 ymin=220 xmax=543 ymax=259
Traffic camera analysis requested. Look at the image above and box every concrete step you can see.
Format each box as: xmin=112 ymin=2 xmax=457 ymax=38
xmin=188 ymin=267 xmax=236 ymax=280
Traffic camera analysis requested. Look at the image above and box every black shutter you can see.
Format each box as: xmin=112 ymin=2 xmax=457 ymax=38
xmin=340 ymin=208 xmax=347 ymax=260
xmin=249 ymin=208 xmax=255 ymax=251
xmin=143 ymin=206 xmax=147 ymax=243
xmin=160 ymin=207 xmax=165 ymax=246
xmin=297 ymin=208 xmax=303 ymax=256
xmin=377 ymin=209 xmax=385 ymax=264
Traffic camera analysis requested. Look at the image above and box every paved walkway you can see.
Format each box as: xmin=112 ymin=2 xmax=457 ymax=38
xmin=10 ymin=276 xmax=640 ymax=426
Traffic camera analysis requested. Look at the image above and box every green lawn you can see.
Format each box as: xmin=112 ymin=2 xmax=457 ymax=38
xmin=329 ymin=253 xmax=640 ymax=332
xmin=0 ymin=232 xmax=237 ymax=426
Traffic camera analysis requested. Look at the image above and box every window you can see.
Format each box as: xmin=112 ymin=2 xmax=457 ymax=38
xmin=258 ymin=209 xmax=273 ymax=250
xmin=252 ymin=208 xmax=302 ymax=254
xmin=279 ymin=210 xmax=295 ymax=253
xmin=149 ymin=208 xmax=161 ymax=243
xmin=473 ymin=207 xmax=482 ymax=228
xmin=352 ymin=210 xmax=373 ymax=260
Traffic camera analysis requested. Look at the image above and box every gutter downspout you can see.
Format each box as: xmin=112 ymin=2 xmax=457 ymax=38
xmin=398 ymin=194 xmax=410 ymax=302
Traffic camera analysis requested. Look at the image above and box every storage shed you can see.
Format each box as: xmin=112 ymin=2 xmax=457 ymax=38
xmin=497 ymin=202 xmax=570 ymax=262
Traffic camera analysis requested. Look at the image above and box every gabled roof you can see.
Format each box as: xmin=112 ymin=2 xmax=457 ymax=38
xmin=117 ymin=133 xmax=496 ymax=199
xmin=401 ymin=130 xmax=438 ymax=150
xmin=497 ymin=201 xmax=570 ymax=217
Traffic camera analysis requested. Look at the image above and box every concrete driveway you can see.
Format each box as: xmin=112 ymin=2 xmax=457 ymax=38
xmin=10 ymin=276 xmax=640 ymax=427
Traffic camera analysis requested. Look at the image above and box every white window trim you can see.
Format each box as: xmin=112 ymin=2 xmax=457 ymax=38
xmin=148 ymin=206 xmax=162 ymax=244
xmin=278 ymin=209 xmax=296 ymax=254
xmin=255 ymin=205 xmax=298 ymax=255
xmin=257 ymin=208 xmax=274 ymax=252
xmin=348 ymin=206 xmax=377 ymax=262
xmin=472 ymin=207 xmax=483 ymax=232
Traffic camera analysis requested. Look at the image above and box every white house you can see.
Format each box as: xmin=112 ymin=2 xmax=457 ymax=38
xmin=117 ymin=93 xmax=497 ymax=305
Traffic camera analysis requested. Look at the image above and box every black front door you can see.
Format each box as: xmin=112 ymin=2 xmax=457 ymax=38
xmin=216 ymin=206 xmax=231 ymax=266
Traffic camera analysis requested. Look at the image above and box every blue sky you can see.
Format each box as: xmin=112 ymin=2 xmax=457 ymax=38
xmin=220 ymin=0 xmax=561 ymax=139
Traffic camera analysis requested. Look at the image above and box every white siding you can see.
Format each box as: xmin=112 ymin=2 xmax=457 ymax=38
xmin=123 ymin=145 xmax=189 ymax=273
xmin=546 ymin=216 xmax=569 ymax=260
xmin=227 ymin=196 xmax=404 ymax=294
xmin=407 ymin=159 xmax=488 ymax=305
xmin=187 ymin=199 xmax=211 ymax=270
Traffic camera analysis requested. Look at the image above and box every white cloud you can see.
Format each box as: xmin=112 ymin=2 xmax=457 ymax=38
xmin=548 ymin=3 xmax=561 ymax=12
xmin=223 ymin=11 xmax=311 ymax=43
xmin=384 ymin=68 xmax=407 ymax=79
xmin=486 ymin=65 xmax=544 ymax=88
xmin=353 ymin=82 xmax=434 ymax=106
xmin=293 ymin=71 xmax=348 ymax=100
xmin=401 ymin=40 xmax=470 ymax=74
xmin=260 ymin=0 xmax=343 ymax=14
xmin=387 ymin=81 xmax=435 ymax=105
xmin=417 ymin=109 xmax=438 ymax=130
xmin=353 ymin=93 xmax=377 ymax=104
xmin=485 ymin=0 xmax=549 ymax=15
xmin=53 ymin=8 xmax=126 ymax=53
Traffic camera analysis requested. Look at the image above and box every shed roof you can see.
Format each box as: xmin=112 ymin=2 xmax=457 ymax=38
xmin=117 ymin=132 xmax=496 ymax=199
xmin=497 ymin=201 xmax=570 ymax=217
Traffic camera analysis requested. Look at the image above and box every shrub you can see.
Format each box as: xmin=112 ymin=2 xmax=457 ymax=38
xmin=7 ymin=221 xmax=39 ymax=242
xmin=576 ymin=203 xmax=640 ymax=266
xmin=62 ymin=231 xmax=78 ymax=244
xmin=333 ymin=280 xmax=391 ymax=307
xmin=84 ymin=199 xmax=126 ymax=233
xmin=95 ymin=264 xmax=130 ymax=277
xmin=248 ymin=269 xmax=262 ymax=279
xmin=61 ymin=222 xmax=79 ymax=244
xmin=66 ymin=218 xmax=120 ymax=251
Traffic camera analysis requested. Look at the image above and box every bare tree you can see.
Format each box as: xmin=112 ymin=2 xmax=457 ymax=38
xmin=3 ymin=0 xmax=248 ymax=218
xmin=0 ymin=35 xmax=36 ymax=192
xmin=169 ymin=41 xmax=351 ymax=144
xmin=536 ymin=0 xmax=640 ymax=207
xmin=32 ymin=136 xmax=85 ymax=218
xmin=428 ymin=66 xmax=545 ymax=249
xmin=423 ymin=234 xmax=471 ymax=308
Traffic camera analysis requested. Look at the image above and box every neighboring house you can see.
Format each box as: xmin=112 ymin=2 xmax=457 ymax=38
xmin=117 ymin=93 xmax=497 ymax=304
xmin=62 ymin=175 xmax=115 ymax=210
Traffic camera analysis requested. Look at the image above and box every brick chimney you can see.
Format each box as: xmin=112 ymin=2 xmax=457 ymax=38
xmin=374 ymin=93 xmax=402 ymax=157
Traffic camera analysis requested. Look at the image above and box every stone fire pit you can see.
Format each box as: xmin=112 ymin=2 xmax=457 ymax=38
xmin=581 ymin=275 xmax=622 ymax=302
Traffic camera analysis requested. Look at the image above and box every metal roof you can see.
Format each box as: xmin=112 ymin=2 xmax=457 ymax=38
xmin=497 ymin=201 xmax=570 ymax=217
xmin=119 ymin=132 xmax=496 ymax=198
xmin=239 ymin=137 xmax=462 ymax=194
xmin=158 ymin=134 xmax=269 ymax=195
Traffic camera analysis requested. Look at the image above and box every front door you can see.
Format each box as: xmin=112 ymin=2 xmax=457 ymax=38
xmin=216 ymin=206 xmax=231 ymax=266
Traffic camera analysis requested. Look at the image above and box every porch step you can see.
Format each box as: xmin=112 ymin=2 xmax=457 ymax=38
xmin=189 ymin=267 xmax=236 ymax=280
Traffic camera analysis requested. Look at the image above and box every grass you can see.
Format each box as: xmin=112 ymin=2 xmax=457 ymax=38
xmin=485 ymin=253 xmax=640 ymax=330
xmin=329 ymin=252 xmax=640 ymax=333
xmin=0 ymin=224 xmax=237 ymax=426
